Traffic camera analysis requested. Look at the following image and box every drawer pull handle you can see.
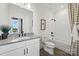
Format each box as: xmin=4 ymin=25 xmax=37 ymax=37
xmin=24 ymin=49 xmax=25 ymax=55
xmin=26 ymin=48 xmax=28 ymax=54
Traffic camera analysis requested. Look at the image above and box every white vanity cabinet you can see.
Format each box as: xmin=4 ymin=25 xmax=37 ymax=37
xmin=0 ymin=38 xmax=40 ymax=56
xmin=1 ymin=47 xmax=25 ymax=56
xmin=26 ymin=42 xmax=39 ymax=56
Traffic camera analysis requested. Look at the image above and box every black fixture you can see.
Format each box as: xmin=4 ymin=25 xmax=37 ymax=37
xmin=51 ymin=19 xmax=56 ymax=22
xmin=21 ymin=19 xmax=24 ymax=36
xmin=0 ymin=36 xmax=2 ymax=40
xmin=51 ymin=32 xmax=53 ymax=34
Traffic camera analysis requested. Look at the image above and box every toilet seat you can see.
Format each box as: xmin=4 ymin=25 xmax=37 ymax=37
xmin=45 ymin=42 xmax=55 ymax=48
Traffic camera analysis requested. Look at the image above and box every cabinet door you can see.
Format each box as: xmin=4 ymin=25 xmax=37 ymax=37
xmin=1 ymin=47 xmax=25 ymax=56
xmin=26 ymin=42 xmax=40 ymax=56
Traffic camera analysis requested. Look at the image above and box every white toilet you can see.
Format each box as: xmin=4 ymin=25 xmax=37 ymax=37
xmin=44 ymin=41 xmax=55 ymax=55
xmin=41 ymin=37 xmax=55 ymax=55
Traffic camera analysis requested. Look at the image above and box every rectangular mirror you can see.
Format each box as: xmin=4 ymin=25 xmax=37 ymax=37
xmin=41 ymin=19 xmax=46 ymax=30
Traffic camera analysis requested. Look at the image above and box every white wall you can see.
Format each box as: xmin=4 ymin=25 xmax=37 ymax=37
xmin=32 ymin=5 xmax=55 ymax=37
xmin=31 ymin=4 xmax=55 ymax=49
xmin=0 ymin=3 xmax=9 ymax=25
xmin=0 ymin=3 xmax=9 ymax=34
xmin=53 ymin=4 xmax=72 ymax=53
xmin=8 ymin=4 xmax=33 ymax=33
xmin=31 ymin=4 xmax=72 ymax=53
xmin=0 ymin=3 xmax=33 ymax=34
xmin=31 ymin=6 xmax=40 ymax=35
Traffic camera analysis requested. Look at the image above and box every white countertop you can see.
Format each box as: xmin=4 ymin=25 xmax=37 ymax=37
xmin=0 ymin=35 xmax=40 ymax=46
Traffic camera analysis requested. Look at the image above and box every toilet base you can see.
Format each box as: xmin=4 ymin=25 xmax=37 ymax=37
xmin=44 ymin=47 xmax=54 ymax=55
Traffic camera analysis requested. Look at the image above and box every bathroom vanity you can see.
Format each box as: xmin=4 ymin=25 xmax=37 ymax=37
xmin=0 ymin=36 xmax=40 ymax=56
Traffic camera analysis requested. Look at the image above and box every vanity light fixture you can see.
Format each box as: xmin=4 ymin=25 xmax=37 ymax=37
xmin=51 ymin=19 xmax=56 ymax=22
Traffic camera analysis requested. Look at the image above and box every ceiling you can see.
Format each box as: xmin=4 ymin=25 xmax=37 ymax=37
xmin=14 ymin=3 xmax=68 ymax=14
xmin=31 ymin=3 xmax=68 ymax=13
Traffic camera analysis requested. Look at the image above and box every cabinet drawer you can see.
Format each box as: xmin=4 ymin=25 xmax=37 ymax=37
xmin=1 ymin=46 xmax=25 ymax=56
xmin=0 ymin=41 xmax=26 ymax=55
